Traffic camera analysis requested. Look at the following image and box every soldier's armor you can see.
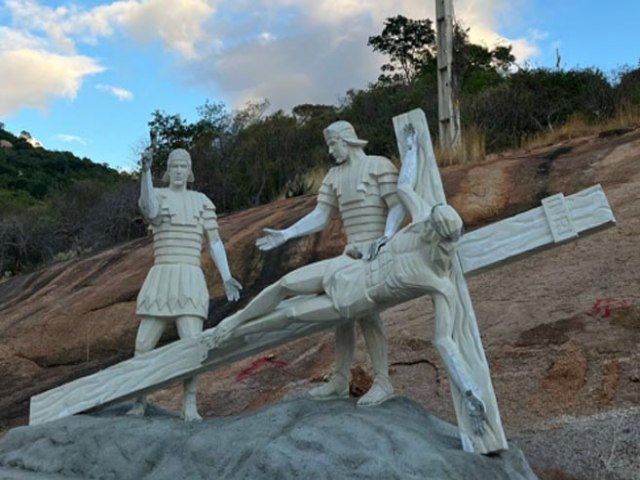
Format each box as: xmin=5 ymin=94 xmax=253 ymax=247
xmin=136 ymin=189 xmax=219 ymax=319
xmin=318 ymin=156 xmax=399 ymax=248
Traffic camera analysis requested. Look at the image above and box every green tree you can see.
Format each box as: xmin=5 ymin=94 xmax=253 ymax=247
xmin=615 ymin=64 xmax=640 ymax=107
xmin=368 ymin=15 xmax=436 ymax=85
xmin=147 ymin=111 xmax=195 ymax=173
xmin=453 ymin=25 xmax=515 ymax=95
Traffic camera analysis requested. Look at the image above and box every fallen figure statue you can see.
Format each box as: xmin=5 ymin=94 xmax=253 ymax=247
xmin=207 ymin=181 xmax=491 ymax=445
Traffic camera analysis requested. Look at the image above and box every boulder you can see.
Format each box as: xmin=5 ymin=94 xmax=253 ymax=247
xmin=0 ymin=398 xmax=537 ymax=480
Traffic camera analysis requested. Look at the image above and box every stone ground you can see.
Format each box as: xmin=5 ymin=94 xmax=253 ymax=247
xmin=0 ymin=399 xmax=537 ymax=480
xmin=1 ymin=129 xmax=639 ymax=479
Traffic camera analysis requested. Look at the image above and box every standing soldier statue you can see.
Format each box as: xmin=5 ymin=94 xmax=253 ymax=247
xmin=247 ymin=121 xmax=406 ymax=406
xmin=127 ymin=144 xmax=242 ymax=421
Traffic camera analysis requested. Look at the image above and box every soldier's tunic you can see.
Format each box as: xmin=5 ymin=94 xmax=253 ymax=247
xmin=136 ymin=188 xmax=219 ymax=320
xmin=317 ymin=155 xmax=399 ymax=251
xmin=313 ymin=155 xmax=399 ymax=319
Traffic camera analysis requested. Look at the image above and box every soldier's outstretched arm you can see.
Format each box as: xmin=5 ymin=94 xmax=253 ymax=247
xmin=203 ymin=199 xmax=242 ymax=302
xmin=209 ymin=239 xmax=242 ymax=302
xmin=138 ymin=147 xmax=160 ymax=221
xmin=256 ymin=203 xmax=333 ymax=251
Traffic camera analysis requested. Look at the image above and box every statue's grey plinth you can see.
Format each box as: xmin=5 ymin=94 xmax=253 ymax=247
xmin=2 ymin=398 xmax=537 ymax=480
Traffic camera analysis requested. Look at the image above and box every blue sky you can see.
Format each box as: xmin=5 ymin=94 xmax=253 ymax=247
xmin=1 ymin=0 xmax=638 ymax=172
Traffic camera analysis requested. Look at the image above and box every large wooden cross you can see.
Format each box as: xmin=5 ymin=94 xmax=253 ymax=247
xmin=30 ymin=110 xmax=615 ymax=452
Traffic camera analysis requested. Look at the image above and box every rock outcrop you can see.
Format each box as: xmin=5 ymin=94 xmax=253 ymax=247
xmin=0 ymin=398 xmax=537 ymax=480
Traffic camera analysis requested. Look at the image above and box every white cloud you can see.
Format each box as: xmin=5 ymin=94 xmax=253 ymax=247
xmin=56 ymin=134 xmax=87 ymax=145
xmin=185 ymin=0 xmax=540 ymax=110
xmin=96 ymin=84 xmax=134 ymax=101
xmin=114 ymin=0 xmax=216 ymax=59
xmin=528 ymin=29 xmax=549 ymax=42
xmin=1 ymin=0 xmax=216 ymax=115
xmin=5 ymin=0 xmax=217 ymax=58
xmin=1 ymin=0 xmax=542 ymax=116
xmin=0 ymin=47 xmax=103 ymax=116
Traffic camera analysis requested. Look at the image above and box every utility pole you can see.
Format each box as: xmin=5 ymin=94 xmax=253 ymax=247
xmin=435 ymin=0 xmax=461 ymax=151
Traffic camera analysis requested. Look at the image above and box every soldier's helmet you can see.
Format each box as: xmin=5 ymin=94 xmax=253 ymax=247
xmin=323 ymin=121 xmax=368 ymax=147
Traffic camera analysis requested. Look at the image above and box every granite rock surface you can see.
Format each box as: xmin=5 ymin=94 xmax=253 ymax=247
xmin=0 ymin=398 xmax=537 ymax=480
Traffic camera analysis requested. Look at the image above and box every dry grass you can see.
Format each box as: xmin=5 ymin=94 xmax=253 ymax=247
xmin=435 ymin=125 xmax=487 ymax=167
xmin=437 ymin=102 xmax=640 ymax=166
xmin=525 ymin=104 xmax=640 ymax=150
xmin=284 ymin=104 xmax=640 ymax=196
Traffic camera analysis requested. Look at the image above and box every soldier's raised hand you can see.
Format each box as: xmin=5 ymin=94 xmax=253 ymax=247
xmin=256 ymin=228 xmax=288 ymax=251
xmin=141 ymin=147 xmax=154 ymax=172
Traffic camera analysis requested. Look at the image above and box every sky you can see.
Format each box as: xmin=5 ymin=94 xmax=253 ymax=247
xmin=1 ymin=0 xmax=639 ymax=171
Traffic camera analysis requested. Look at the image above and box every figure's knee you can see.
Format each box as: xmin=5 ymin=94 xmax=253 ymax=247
xmin=135 ymin=317 xmax=167 ymax=354
xmin=176 ymin=316 xmax=204 ymax=339
xmin=357 ymin=314 xmax=382 ymax=329
xmin=135 ymin=333 xmax=158 ymax=355
xmin=280 ymin=264 xmax=324 ymax=294
xmin=335 ymin=321 xmax=356 ymax=341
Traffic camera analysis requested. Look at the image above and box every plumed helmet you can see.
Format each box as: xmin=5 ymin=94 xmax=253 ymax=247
xmin=163 ymin=148 xmax=195 ymax=183
xmin=323 ymin=121 xmax=368 ymax=147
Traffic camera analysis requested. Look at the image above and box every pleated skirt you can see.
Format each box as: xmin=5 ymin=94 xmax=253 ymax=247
xmin=136 ymin=264 xmax=209 ymax=319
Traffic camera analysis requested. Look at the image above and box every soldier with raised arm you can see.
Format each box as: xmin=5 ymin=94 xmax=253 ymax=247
xmin=128 ymin=146 xmax=242 ymax=421
xmin=251 ymin=121 xmax=406 ymax=406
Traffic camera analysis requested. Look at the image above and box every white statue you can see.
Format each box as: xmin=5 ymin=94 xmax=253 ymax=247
xmin=212 ymin=126 xmax=494 ymax=444
xmin=127 ymin=146 xmax=242 ymax=421
xmin=254 ymin=121 xmax=406 ymax=406
xmin=29 ymin=110 xmax=615 ymax=455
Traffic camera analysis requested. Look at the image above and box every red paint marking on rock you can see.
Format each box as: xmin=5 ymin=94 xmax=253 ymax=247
xmin=235 ymin=356 xmax=288 ymax=382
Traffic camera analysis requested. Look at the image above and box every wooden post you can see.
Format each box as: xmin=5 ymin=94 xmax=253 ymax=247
xmin=435 ymin=0 xmax=461 ymax=151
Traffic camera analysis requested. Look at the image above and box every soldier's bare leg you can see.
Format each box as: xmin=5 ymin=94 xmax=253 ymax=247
xmin=432 ymin=292 xmax=487 ymax=435
xmin=176 ymin=315 xmax=204 ymax=422
xmin=356 ymin=314 xmax=393 ymax=406
xmin=309 ymin=322 xmax=354 ymax=400
xmin=126 ymin=317 xmax=167 ymax=417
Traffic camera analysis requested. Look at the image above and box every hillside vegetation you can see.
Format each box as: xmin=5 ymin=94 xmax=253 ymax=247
xmin=146 ymin=17 xmax=640 ymax=213
xmin=0 ymin=129 xmax=142 ymax=275
xmin=1 ymin=15 xmax=639 ymax=276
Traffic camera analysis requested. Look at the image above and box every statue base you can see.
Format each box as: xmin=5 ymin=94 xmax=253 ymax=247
xmin=0 ymin=397 xmax=537 ymax=479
